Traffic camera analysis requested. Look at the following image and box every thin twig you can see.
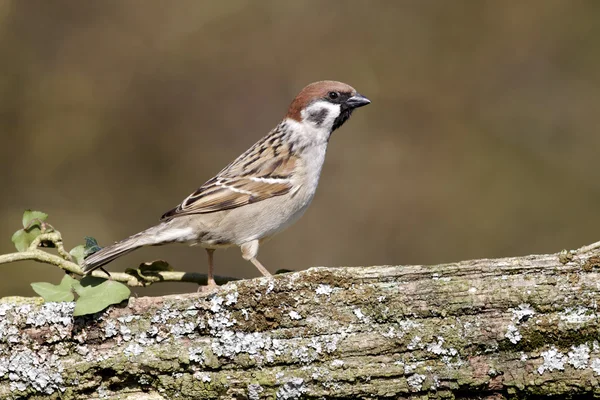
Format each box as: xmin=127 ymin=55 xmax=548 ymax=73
xmin=0 ymin=249 xmax=238 ymax=287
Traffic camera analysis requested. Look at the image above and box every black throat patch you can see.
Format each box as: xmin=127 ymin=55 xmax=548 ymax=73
xmin=332 ymin=107 xmax=353 ymax=132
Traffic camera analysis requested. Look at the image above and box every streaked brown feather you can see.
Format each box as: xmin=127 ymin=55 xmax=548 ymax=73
xmin=161 ymin=127 xmax=299 ymax=219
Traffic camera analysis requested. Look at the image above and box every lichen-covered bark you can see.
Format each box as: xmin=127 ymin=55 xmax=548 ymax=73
xmin=2 ymin=243 xmax=600 ymax=399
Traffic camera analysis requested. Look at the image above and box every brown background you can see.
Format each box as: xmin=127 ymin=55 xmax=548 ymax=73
xmin=1 ymin=1 xmax=600 ymax=297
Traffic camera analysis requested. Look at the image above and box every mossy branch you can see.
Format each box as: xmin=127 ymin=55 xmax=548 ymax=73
xmin=2 ymin=241 xmax=600 ymax=399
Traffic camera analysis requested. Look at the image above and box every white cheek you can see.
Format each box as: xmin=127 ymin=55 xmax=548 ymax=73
xmin=301 ymin=101 xmax=341 ymax=130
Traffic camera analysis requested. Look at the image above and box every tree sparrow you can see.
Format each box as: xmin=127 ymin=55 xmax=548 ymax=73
xmin=82 ymin=81 xmax=371 ymax=288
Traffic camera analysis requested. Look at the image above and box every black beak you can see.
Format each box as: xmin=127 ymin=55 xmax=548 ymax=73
xmin=346 ymin=93 xmax=371 ymax=109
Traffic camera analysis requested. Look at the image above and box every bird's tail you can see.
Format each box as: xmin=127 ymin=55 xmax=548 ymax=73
xmin=81 ymin=223 xmax=180 ymax=274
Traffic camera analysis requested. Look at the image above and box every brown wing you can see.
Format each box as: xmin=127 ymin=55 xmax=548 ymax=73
xmin=161 ymin=132 xmax=298 ymax=220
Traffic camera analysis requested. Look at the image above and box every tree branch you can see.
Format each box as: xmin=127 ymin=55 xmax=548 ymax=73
xmin=1 ymin=242 xmax=600 ymax=399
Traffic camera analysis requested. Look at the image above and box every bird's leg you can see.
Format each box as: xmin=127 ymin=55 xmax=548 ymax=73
xmin=241 ymin=240 xmax=272 ymax=277
xmin=201 ymin=248 xmax=218 ymax=291
xmin=250 ymin=257 xmax=272 ymax=277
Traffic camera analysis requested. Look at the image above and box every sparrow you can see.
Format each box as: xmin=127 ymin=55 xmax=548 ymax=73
xmin=82 ymin=80 xmax=371 ymax=288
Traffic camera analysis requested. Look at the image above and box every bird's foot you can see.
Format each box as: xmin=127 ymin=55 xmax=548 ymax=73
xmin=197 ymin=279 xmax=219 ymax=293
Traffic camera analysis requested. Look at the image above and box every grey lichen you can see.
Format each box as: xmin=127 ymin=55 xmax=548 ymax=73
xmin=505 ymin=324 xmax=522 ymax=344
xmin=0 ymin=301 xmax=74 ymax=397
xmin=353 ymin=308 xmax=367 ymax=321
xmin=151 ymin=304 xmax=183 ymax=324
xmin=3 ymin=348 xmax=65 ymax=395
xmin=104 ymin=320 xmax=118 ymax=338
xmin=406 ymin=373 xmax=426 ymax=391
xmin=169 ymin=320 xmax=196 ymax=337
xmin=188 ymin=347 xmax=205 ymax=364
xmin=192 ymin=372 xmax=211 ymax=382
xmin=559 ymin=306 xmax=595 ymax=324
xmin=315 ymin=284 xmax=333 ymax=296
xmin=124 ymin=343 xmax=144 ymax=357
xmin=276 ymin=377 xmax=307 ymax=400
xmin=426 ymin=336 xmax=457 ymax=356
xmin=330 ymin=359 xmax=344 ymax=368
xmin=96 ymin=384 xmax=108 ymax=398
xmin=538 ymin=346 xmax=567 ymax=374
xmin=567 ymin=344 xmax=590 ymax=369
xmin=247 ymin=383 xmax=264 ymax=400
xmin=119 ymin=324 xmax=132 ymax=341
xmin=212 ymin=330 xmax=268 ymax=359
xmin=1 ymin=302 xmax=74 ymax=344
xmin=25 ymin=302 xmax=74 ymax=327
xmin=591 ymin=358 xmax=600 ymax=375
xmin=288 ymin=310 xmax=301 ymax=320
xmin=225 ymin=291 xmax=239 ymax=306
xmin=407 ymin=335 xmax=423 ymax=350
xmin=210 ymin=296 xmax=224 ymax=313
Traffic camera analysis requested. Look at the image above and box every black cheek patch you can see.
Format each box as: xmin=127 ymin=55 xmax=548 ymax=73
xmin=307 ymin=109 xmax=329 ymax=126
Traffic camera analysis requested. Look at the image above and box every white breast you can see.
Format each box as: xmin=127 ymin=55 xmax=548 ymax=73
xmin=281 ymin=120 xmax=330 ymax=223
xmin=209 ymin=119 xmax=332 ymax=245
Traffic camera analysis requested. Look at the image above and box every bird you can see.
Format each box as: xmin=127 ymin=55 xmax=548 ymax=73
xmin=82 ymin=80 xmax=371 ymax=289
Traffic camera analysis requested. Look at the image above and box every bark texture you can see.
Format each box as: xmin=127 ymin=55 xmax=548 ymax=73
xmin=2 ymin=242 xmax=600 ymax=399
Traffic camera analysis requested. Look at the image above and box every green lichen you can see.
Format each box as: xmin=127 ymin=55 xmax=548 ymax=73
xmin=179 ymin=374 xmax=228 ymax=399
xmin=503 ymin=325 xmax=600 ymax=353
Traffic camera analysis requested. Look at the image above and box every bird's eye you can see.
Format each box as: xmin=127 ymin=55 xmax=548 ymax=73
xmin=328 ymin=91 xmax=339 ymax=100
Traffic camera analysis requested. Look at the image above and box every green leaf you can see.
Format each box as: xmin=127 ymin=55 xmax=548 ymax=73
xmin=12 ymin=229 xmax=30 ymax=252
xmin=69 ymin=245 xmax=85 ymax=265
xmin=22 ymin=210 xmax=48 ymax=229
xmin=75 ymin=275 xmax=105 ymax=293
xmin=11 ymin=226 xmax=42 ymax=252
xmin=83 ymin=236 xmax=102 ymax=257
xmin=31 ymin=275 xmax=77 ymax=302
xmin=11 ymin=210 xmax=50 ymax=252
xmin=73 ymin=278 xmax=131 ymax=316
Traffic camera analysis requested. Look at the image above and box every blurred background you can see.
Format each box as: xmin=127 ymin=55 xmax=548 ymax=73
xmin=1 ymin=1 xmax=600 ymax=297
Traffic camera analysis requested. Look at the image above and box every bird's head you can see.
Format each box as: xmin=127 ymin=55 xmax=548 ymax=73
xmin=286 ymin=80 xmax=370 ymax=133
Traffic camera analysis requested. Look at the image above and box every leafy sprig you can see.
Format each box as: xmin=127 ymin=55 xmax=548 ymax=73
xmin=1 ymin=210 xmax=238 ymax=316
